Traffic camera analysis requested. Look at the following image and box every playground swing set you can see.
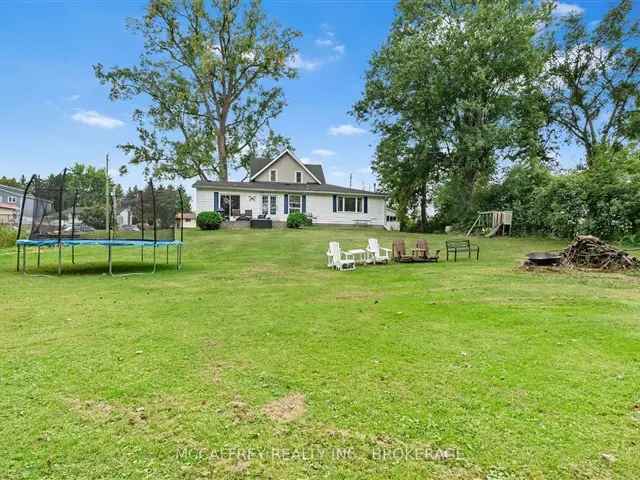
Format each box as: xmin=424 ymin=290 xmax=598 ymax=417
xmin=466 ymin=210 xmax=513 ymax=237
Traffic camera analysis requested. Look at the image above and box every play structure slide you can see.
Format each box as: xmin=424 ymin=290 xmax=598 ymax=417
xmin=485 ymin=224 xmax=502 ymax=237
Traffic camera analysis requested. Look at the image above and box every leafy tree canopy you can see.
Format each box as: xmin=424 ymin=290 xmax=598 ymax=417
xmin=95 ymin=0 xmax=300 ymax=181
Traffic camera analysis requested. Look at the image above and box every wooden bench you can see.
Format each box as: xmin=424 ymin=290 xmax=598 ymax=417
xmin=445 ymin=239 xmax=479 ymax=262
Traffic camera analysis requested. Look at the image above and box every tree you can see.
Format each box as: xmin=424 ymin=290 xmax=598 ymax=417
xmin=548 ymin=0 xmax=640 ymax=165
xmin=0 ymin=176 xmax=25 ymax=188
xmin=95 ymin=0 xmax=300 ymax=181
xmin=354 ymin=0 xmax=553 ymax=226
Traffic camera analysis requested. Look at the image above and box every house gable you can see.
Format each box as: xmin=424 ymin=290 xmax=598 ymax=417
xmin=251 ymin=149 xmax=322 ymax=184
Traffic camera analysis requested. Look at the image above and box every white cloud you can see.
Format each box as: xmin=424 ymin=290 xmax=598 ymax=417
xmin=331 ymin=170 xmax=347 ymax=178
xmin=299 ymin=156 xmax=312 ymax=163
xmin=287 ymin=53 xmax=322 ymax=71
xmin=311 ymin=148 xmax=336 ymax=157
xmin=65 ymin=94 xmax=80 ymax=102
xmin=72 ymin=110 xmax=124 ymax=129
xmin=333 ymin=44 xmax=345 ymax=56
xmin=328 ymin=124 xmax=366 ymax=136
xmin=555 ymin=3 xmax=584 ymax=16
xmin=315 ymin=38 xmax=334 ymax=47
xmin=356 ymin=167 xmax=371 ymax=175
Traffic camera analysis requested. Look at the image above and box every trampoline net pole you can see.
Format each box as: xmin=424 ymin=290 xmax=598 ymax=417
xmin=150 ymin=179 xmax=157 ymax=274
xmin=140 ymin=190 xmax=144 ymax=262
xmin=16 ymin=175 xmax=36 ymax=272
xmin=71 ymin=191 xmax=78 ymax=264
xmin=57 ymin=168 xmax=67 ymax=275
xmin=178 ymin=187 xmax=184 ymax=243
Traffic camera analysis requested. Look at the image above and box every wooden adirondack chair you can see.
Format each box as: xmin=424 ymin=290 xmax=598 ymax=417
xmin=366 ymin=238 xmax=391 ymax=264
xmin=326 ymin=242 xmax=356 ymax=271
xmin=412 ymin=239 xmax=440 ymax=262
xmin=392 ymin=239 xmax=414 ymax=263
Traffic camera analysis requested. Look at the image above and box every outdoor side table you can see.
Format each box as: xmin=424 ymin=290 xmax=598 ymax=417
xmin=347 ymin=248 xmax=369 ymax=265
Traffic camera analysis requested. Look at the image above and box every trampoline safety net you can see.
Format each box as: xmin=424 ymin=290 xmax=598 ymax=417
xmin=17 ymin=170 xmax=186 ymax=244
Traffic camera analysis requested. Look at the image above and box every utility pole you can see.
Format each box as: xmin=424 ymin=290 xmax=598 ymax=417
xmin=349 ymin=173 xmax=352 ymax=188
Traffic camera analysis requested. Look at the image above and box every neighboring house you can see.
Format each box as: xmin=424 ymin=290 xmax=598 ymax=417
xmin=194 ymin=149 xmax=390 ymax=227
xmin=116 ymin=208 xmax=132 ymax=227
xmin=0 ymin=184 xmax=22 ymax=220
xmin=176 ymin=212 xmax=196 ymax=229
xmin=0 ymin=202 xmax=17 ymax=225
xmin=1 ymin=183 xmax=58 ymax=230
xmin=0 ymin=183 xmax=36 ymax=226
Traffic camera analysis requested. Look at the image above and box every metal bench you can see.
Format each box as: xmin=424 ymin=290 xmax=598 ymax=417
xmin=445 ymin=239 xmax=479 ymax=262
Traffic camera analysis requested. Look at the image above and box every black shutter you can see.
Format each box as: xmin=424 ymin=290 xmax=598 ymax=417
xmin=214 ymin=192 xmax=219 ymax=210
xmin=302 ymin=195 xmax=306 ymax=213
xmin=332 ymin=195 xmax=337 ymax=212
xmin=364 ymin=196 xmax=368 ymax=214
xmin=284 ymin=194 xmax=289 ymax=214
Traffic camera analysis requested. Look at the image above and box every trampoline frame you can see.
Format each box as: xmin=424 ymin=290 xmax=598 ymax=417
xmin=16 ymin=239 xmax=183 ymax=275
xmin=16 ymin=169 xmax=186 ymax=275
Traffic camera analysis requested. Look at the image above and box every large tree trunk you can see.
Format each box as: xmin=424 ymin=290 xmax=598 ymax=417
xmin=217 ymin=128 xmax=228 ymax=181
xmin=419 ymin=183 xmax=427 ymax=233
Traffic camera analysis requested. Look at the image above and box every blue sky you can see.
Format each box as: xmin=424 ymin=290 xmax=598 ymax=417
xmin=0 ymin=0 xmax=624 ymax=195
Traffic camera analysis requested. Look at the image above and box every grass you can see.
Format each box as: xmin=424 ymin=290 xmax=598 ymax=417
xmin=1 ymin=228 xmax=639 ymax=479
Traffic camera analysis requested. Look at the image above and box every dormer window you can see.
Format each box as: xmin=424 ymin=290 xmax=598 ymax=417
xmin=295 ymin=171 xmax=303 ymax=184
xmin=269 ymin=169 xmax=277 ymax=182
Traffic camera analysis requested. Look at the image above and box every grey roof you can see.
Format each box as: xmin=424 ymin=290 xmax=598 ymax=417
xmin=305 ymin=164 xmax=325 ymax=184
xmin=250 ymin=156 xmax=270 ymax=178
xmin=0 ymin=184 xmax=26 ymax=195
xmin=193 ymin=180 xmax=386 ymax=197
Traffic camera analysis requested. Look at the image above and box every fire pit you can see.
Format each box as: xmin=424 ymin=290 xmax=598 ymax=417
xmin=524 ymin=251 xmax=562 ymax=267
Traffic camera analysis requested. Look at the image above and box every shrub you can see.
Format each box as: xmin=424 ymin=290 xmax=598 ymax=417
xmin=286 ymin=212 xmax=312 ymax=228
xmin=0 ymin=226 xmax=17 ymax=248
xmin=196 ymin=211 xmax=222 ymax=230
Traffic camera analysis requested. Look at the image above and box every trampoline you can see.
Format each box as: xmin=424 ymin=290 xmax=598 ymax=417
xmin=16 ymin=167 xmax=185 ymax=275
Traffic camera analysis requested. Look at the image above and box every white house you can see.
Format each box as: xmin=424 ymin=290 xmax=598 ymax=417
xmin=194 ymin=149 xmax=390 ymax=228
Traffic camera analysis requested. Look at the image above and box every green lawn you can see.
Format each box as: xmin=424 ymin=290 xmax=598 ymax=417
xmin=1 ymin=229 xmax=639 ymax=479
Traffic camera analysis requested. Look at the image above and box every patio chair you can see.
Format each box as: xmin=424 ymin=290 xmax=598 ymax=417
xmin=366 ymin=238 xmax=391 ymax=264
xmin=412 ymin=239 xmax=440 ymax=262
xmin=231 ymin=208 xmax=241 ymax=217
xmin=326 ymin=242 xmax=356 ymax=271
xmin=392 ymin=239 xmax=414 ymax=263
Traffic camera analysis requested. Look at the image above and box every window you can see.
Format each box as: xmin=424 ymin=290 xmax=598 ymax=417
xmin=289 ymin=194 xmax=301 ymax=213
xmin=269 ymin=169 xmax=277 ymax=182
xmin=262 ymin=195 xmax=277 ymax=215
xmin=8 ymin=196 xmax=17 ymax=204
xmin=219 ymin=194 xmax=240 ymax=217
xmin=337 ymin=196 xmax=363 ymax=213
xmin=295 ymin=171 xmax=303 ymax=184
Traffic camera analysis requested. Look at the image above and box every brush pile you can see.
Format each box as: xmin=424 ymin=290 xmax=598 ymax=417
xmin=562 ymin=235 xmax=640 ymax=270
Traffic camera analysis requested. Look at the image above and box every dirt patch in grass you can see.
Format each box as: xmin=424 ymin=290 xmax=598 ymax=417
xmin=229 ymin=398 xmax=255 ymax=423
xmin=68 ymin=399 xmax=114 ymax=422
xmin=67 ymin=398 xmax=148 ymax=425
xmin=262 ymin=393 xmax=306 ymax=423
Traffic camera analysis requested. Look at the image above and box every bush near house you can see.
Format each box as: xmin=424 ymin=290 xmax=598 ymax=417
xmin=196 ymin=211 xmax=222 ymax=230
xmin=286 ymin=212 xmax=312 ymax=228
xmin=0 ymin=226 xmax=17 ymax=248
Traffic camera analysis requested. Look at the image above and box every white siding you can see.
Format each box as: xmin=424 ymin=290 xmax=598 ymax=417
xmin=307 ymin=194 xmax=385 ymax=226
xmin=196 ymin=188 xmax=387 ymax=226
